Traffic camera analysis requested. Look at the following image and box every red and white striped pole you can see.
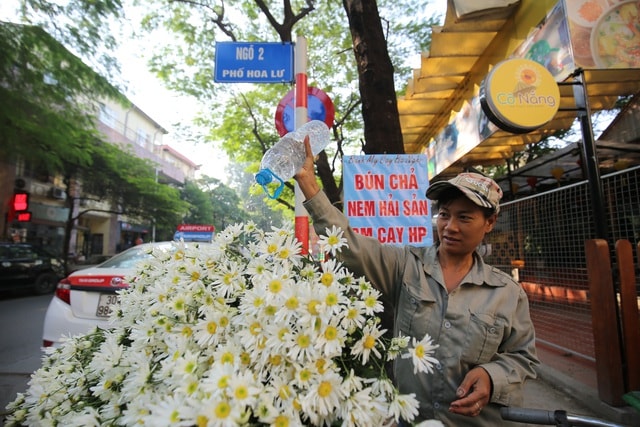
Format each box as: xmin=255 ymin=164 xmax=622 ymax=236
xmin=294 ymin=35 xmax=309 ymax=254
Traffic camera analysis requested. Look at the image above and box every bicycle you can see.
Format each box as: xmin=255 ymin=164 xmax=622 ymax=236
xmin=500 ymin=407 xmax=628 ymax=427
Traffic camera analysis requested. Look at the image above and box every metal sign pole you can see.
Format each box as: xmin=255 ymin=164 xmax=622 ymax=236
xmin=572 ymin=69 xmax=608 ymax=241
xmin=294 ymin=35 xmax=309 ymax=254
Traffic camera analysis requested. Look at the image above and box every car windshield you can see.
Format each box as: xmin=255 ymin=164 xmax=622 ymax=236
xmin=98 ymin=242 xmax=175 ymax=269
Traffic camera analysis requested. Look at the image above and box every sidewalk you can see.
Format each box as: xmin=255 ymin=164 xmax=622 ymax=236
xmin=526 ymin=342 xmax=640 ymax=426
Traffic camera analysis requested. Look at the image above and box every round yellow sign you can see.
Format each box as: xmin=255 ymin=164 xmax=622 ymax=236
xmin=480 ymin=58 xmax=560 ymax=134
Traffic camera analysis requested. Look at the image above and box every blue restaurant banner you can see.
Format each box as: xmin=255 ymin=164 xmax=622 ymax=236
xmin=343 ymin=154 xmax=433 ymax=246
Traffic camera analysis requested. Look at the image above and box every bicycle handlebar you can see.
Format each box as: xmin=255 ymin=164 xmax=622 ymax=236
xmin=500 ymin=407 xmax=561 ymax=424
xmin=500 ymin=407 xmax=627 ymax=427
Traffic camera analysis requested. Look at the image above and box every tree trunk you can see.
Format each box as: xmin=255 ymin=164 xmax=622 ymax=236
xmin=342 ymin=0 xmax=405 ymax=155
xmin=316 ymin=151 xmax=342 ymax=209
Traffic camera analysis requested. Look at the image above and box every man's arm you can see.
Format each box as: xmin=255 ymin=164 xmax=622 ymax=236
xmin=294 ymin=136 xmax=321 ymax=200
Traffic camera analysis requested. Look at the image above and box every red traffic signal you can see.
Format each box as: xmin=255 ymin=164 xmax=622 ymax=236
xmin=16 ymin=211 xmax=32 ymax=222
xmin=12 ymin=192 xmax=29 ymax=211
xmin=7 ymin=192 xmax=31 ymax=222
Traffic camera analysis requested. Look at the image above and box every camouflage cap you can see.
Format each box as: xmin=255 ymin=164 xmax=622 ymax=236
xmin=426 ymin=172 xmax=503 ymax=213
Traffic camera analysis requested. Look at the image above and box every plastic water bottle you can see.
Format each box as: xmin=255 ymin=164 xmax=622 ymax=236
xmin=255 ymin=120 xmax=330 ymax=199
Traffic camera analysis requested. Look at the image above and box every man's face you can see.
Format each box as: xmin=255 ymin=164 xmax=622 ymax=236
xmin=436 ymin=196 xmax=496 ymax=257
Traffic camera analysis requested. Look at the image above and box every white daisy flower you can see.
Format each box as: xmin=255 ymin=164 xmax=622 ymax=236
xmin=301 ymin=367 xmax=345 ymax=417
xmin=318 ymin=225 xmax=348 ymax=256
xmin=388 ymin=392 xmax=420 ymax=424
xmin=402 ymin=334 xmax=440 ymax=374
xmin=5 ymin=223 xmax=440 ymax=426
xmin=351 ymin=323 xmax=387 ymax=365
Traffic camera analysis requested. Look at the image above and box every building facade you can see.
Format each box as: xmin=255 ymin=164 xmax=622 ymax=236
xmin=2 ymin=96 xmax=199 ymax=259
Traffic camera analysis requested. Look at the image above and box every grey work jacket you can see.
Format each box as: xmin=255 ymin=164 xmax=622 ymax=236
xmin=304 ymin=191 xmax=539 ymax=427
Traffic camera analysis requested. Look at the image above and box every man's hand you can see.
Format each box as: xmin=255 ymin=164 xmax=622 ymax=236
xmin=293 ymin=136 xmax=321 ymax=200
xmin=448 ymin=367 xmax=492 ymax=417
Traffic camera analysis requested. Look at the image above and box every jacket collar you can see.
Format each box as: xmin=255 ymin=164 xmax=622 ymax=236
xmin=411 ymin=245 xmax=506 ymax=288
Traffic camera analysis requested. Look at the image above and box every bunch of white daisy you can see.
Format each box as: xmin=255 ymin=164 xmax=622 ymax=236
xmin=5 ymin=222 xmax=439 ymax=427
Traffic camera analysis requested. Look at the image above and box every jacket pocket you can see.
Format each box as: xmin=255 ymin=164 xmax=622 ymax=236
xmin=460 ymin=311 xmax=504 ymax=364
xmin=396 ymin=279 xmax=437 ymax=339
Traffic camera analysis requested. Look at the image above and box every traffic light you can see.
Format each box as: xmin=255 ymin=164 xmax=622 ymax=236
xmin=16 ymin=211 xmax=32 ymax=222
xmin=13 ymin=192 xmax=28 ymax=211
xmin=7 ymin=192 xmax=31 ymax=222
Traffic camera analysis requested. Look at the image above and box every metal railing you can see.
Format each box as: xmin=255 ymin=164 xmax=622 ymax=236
xmin=485 ymin=166 xmax=640 ymax=361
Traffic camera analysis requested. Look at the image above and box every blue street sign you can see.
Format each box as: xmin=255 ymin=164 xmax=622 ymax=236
xmin=214 ymin=42 xmax=294 ymax=83
xmin=174 ymin=231 xmax=214 ymax=242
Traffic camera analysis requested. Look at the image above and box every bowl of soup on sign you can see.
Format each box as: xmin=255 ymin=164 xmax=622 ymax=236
xmin=590 ymin=1 xmax=640 ymax=68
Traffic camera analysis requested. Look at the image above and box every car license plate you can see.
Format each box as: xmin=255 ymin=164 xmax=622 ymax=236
xmin=96 ymin=293 xmax=120 ymax=318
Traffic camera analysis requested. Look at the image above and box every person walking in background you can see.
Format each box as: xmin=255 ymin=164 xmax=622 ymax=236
xmin=294 ymin=138 xmax=539 ymax=426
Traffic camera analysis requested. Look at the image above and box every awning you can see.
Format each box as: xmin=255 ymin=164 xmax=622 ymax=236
xmin=398 ymin=0 xmax=640 ymax=179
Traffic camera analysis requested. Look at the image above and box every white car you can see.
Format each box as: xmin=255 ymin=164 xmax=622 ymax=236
xmin=42 ymin=241 xmax=179 ymax=347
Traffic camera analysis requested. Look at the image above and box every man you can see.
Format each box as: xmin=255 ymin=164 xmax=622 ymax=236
xmin=294 ymin=138 xmax=539 ymax=426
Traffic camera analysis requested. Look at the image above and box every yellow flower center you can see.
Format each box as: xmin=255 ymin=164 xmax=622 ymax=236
xmin=265 ymin=305 xmax=277 ymax=316
xmin=307 ymin=300 xmax=320 ymax=315
xmin=415 ymin=344 xmax=425 ymax=358
xmin=278 ymin=248 xmax=291 ymax=259
xmin=240 ymin=352 xmax=251 ymax=365
xmin=318 ymin=381 xmax=332 ymax=397
xmin=223 ymin=272 xmax=234 ymax=285
xmin=279 ymin=384 xmax=291 ymax=400
xmin=274 ymin=415 xmax=289 ymax=427
xmin=249 ymin=322 xmax=261 ymax=336
xmin=324 ymin=326 xmax=337 ymax=340
xmin=316 ymin=359 xmax=327 ymax=373
xmin=269 ymin=355 xmax=282 ymax=366
xmin=363 ymin=335 xmax=376 ymax=349
xmin=364 ymin=295 xmax=377 ymax=308
xmin=325 ymin=293 xmax=338 ymax=306
xmin=297 ymin=334 xmax=310 ymax=348
xmin=214 ymin=401 xmax=230 ymax=419
xmin=221 ymin=352 xmax=234 ymax=364
xmin=234 ymin=385 xmax=249 ymax=400
xmin=299 ymin=369 xmax=312 ymax=382
xmin=268 ymin=279 xmax=283 ymax=293
xmin=184 ymin=360 xmax=196 ymax=374
xmin=285 ymin=296 xmax=298 ymax=310
xmin=196 ymin=415 xmax=208 ymax=427
xmin=186 ymin=381 xmax=198 ymax=395
xmin=320 ymin=272 xmax=333 ymax=286
xmin=207 ymin=321 xmax=217 ymax=334
xmin=217 ymin=375 xmax=229 ymax=388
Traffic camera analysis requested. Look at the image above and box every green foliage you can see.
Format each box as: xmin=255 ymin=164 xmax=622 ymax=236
xmin=0 ymin=23 xmax=125 ymax=171
xmin=77 ymin=140 xmax=188 ymax=231
xmin=195 ymin=176 xmax=251 ymax=231
xmin=132 ymin=0 xmax=442 ymax=209
xmin=12 ymin=0 xmax=125 ymax=80
xmin=181 ymin=180 xmax=215 ymax=225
